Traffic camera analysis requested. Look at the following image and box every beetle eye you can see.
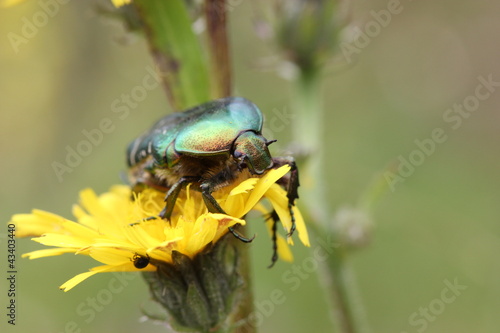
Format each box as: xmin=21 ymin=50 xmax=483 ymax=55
xmin=233 ymin=151 xmax=243 ymax=158
xmin=236 ymin=156 xmax=247 ymax=170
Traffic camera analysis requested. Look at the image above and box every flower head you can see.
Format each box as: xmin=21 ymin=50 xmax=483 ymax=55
xmin=12 ymin=165 xmax=309 ymax=291
xmin=111 ymin=0 xmax=130 ymax=7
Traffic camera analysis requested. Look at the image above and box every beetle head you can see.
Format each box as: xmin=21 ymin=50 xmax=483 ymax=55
xmin=233 ymin=131 xmax=274 ymax=175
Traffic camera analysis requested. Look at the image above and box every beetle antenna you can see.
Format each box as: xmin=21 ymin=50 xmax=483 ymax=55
xmin=266 ymin=139 xmax=277 ymax=146
xmin=129 ymin=216 xmax=159 ymax=226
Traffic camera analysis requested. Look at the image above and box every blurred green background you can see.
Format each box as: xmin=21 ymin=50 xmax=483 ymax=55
xmin=1 ymin=1 xmax=499 ymax=332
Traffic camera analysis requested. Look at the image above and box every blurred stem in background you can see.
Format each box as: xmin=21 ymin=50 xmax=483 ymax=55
xmin=294 ymin=68 xmax=371 ymax=333
xmin=269 ymin=0 xmax=374 ymax=332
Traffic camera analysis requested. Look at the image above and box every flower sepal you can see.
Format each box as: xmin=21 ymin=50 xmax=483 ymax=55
xmin=142 ymin=235 xmax=243 ymax=333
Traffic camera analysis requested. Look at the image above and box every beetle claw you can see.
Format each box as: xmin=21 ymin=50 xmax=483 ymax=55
xmin=228 ymin=225 xmax=255 ymax=243
xmin=158 ymin=208 xmax=173 ymax=225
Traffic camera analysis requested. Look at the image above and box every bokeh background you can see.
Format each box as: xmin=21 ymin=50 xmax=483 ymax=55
xmin=1 ymin=0 xmax=499 ymax=332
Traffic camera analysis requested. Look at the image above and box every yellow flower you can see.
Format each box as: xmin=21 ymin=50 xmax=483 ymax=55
xmin=11 ymin=165 xmax=309 ymax=292
xmin=110 ymin=0 xmax=131 ymax=7
xmin=1 ymin=0 xmax=129 ymax=7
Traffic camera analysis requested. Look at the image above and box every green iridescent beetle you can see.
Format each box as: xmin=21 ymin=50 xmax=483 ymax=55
xmin=126 ymin=97 xmax=299 ymax=266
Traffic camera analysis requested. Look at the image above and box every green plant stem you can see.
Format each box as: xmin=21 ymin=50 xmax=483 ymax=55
xmin=292 ymin=70 xmax=369 ymax=333
xmin=134 ymin=0 xmax=211 ymax=110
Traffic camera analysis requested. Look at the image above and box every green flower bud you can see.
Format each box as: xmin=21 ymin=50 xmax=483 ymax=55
xmin=259 ymin=0 xmax=351 ymax=76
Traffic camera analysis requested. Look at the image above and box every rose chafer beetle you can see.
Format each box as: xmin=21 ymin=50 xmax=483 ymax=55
xmin=126 ymin=97 xmax=299 ymax=266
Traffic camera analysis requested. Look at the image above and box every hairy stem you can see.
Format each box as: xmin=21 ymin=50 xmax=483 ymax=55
xmin=230 ymin=233 xmax=256 ymax=333
xmin=134 ymin=0 xmax=211 ymax=110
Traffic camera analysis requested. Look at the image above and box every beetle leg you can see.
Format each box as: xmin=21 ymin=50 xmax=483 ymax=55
xmin=286 ymin=161 xmax=299 ymax=237
xmin=200 ymin=178 xmax=255 ymax=243
xmin=266 ymin=210 xmax=280 ymax=268
xmin=160 ymin=176 xmax=198 ymax=221
xmin=287 ymin=202 xmax=296 ymax=238
xmin=199 ymin=183 xmax=226 ymax=215
xmin=272 ymin=157 xmax=300 ymax=237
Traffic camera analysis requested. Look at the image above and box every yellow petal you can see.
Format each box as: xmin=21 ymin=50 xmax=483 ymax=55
xmin=125 ymin=223 xmax=166 ymax=249
xmin=242 ymin=165 xmax=290 ymax=216
xmin=22 ymin=248 xmax=76 ymax=259
xmin=32 ymin=234 xmax=92 ymax=248
xmin=265 ymin=184 xmax=292 ymax=233
xmin=229 ymin=178 xmax=259 ymax=196
xmin=90 ymin=238 xmax=140 ymax=249
xmin=88 ymin=247 xmax=134 ymax=266
xmin=60 ymin=220 xmax=99 ymax=239
xmin=224 ymin=178 xmax=258 ymax=216
xmin=292 ymin=205 xmax=310 ymax=247
xmin=60 ymin=271 xmax=99 ymax=292
xmin=78 ymin=188 xmax=105 ymax=218
xmin=72 ymin=205 xmax=98 ymax=230
xmin=79 ymin=189 xmax=126 ymax=237
xmin=210 ymin=213 xmax=246 ymax=243
xmin=60 ymin=261 xmax=155 ymax=292
xmin=109 ymin=185 xmax=131 ymax=197
xmin=276 ymin=234 xmax=293 ymax=262
xmin=12 ymin=210 xmax=66 ymax=237
xmin=184 ymin=215 xmax=218 ymax=254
